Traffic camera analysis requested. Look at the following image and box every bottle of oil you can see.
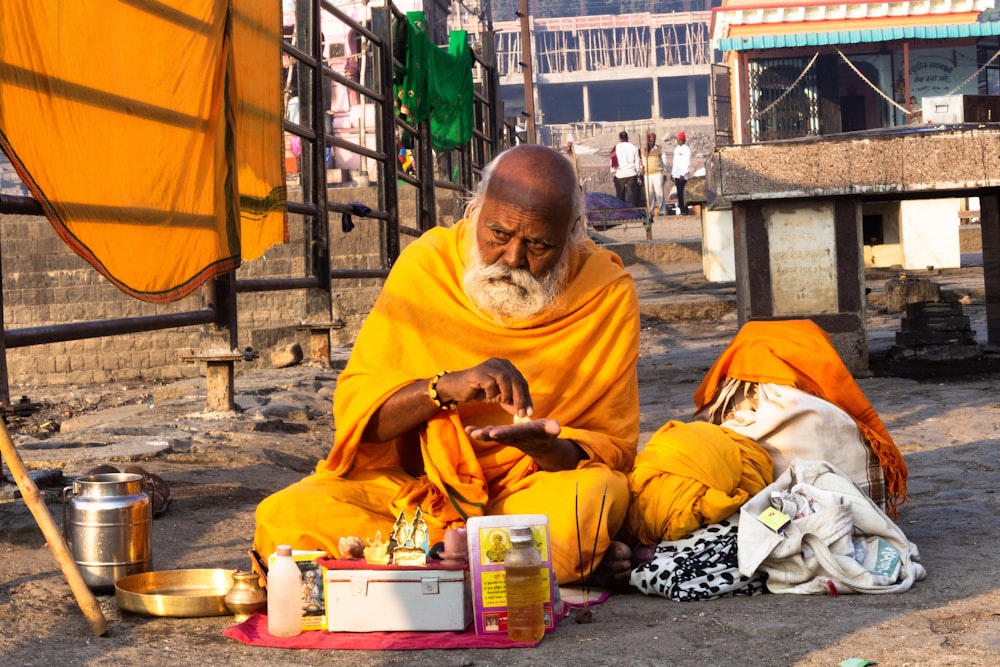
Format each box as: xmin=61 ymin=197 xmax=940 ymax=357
xmin=266 ymin=544 xmax=303 ymax=637
xmin=503 ymin=526 xmax=545 ymax=642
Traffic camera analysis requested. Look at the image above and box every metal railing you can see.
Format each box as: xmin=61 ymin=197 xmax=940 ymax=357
xmin=0 ymin=1 xmax=507 ymax=405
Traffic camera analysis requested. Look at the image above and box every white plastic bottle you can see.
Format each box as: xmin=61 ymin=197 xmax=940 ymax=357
xmin=267 ymin=544 xmax=303 ymax=637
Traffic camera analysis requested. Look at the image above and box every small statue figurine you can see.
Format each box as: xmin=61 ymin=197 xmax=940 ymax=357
xmin=391 ymin=509 xmax=428 ymax=566
xmin=389 ymin=509 xmax=409 ymax=556
xmin=363 ymin=530 xmax=390 ymax=565
xmin=410 ymin=508 xmax=429 ymax=552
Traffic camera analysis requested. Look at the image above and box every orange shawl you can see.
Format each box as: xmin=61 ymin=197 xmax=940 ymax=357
xmin=626 ymin=420 xmax=773 ymax=544
xmin=693 ymin=319 xmax=908 ymax=516
xmin=323 ymin=219 xmax=640 ymax=536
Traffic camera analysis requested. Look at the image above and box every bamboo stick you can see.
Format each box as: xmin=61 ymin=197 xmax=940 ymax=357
xmin=0 ymin=423 xmax=109 ymax=637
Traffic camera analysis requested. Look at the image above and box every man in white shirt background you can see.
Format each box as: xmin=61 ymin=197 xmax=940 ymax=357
xmin=671 ymin=131 xmax=691 ymax=216
xmin=611 ymin=131 xmax=642 ymax=208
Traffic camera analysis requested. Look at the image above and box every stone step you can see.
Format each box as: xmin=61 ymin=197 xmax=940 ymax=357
xmin=600 ymin=239 xmax=737 ymax=321
xmin=602 ymin=239 xmax=702 ymax=266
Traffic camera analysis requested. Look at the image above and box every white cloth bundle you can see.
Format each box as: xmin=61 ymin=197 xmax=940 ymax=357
xmin=738 ymin=459 xmax=926 ymax=594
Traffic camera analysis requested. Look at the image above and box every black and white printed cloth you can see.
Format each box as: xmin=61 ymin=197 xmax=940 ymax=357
xmin=629 ymin=517 xmax=766 ymax=600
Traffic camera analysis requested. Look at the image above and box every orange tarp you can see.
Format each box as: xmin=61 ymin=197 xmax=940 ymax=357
xmin=0 ymin=0 xmax=286 ymax=303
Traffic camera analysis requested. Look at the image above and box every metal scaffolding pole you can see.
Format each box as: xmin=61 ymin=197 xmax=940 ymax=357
xmin=518 ymin=0 xmax=536 ymax=144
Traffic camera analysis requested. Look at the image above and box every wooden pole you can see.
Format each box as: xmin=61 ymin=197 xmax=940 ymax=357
xmin=0 ymin=423 xmax=108 ymax=636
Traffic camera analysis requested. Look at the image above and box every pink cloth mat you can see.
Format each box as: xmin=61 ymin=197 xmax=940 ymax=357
xmin=223 ymin=585 xmax=611 ymax=650
xmin=223 ymin=613 xmax=540 ymax=650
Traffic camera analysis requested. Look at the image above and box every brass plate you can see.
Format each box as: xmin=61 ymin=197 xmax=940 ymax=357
xmin=115 ymin=569 xmax=235 ymax=617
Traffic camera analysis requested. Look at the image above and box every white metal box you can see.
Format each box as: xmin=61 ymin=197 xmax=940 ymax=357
xmin=922 ymin=95 xmax=963 ymax=124
xmin=325 ymin=563 xmax=472 ymax=632
xmin=922 ymin=94 xmax=1000 ymax=124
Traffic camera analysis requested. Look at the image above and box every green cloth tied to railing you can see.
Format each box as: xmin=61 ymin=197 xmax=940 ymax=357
xmin=394 ymin=11 xmax=473 ymax=152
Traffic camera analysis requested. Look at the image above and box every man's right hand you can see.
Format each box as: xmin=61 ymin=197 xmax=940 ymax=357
xmin=361 ymin=358 xmax=534 ymax=444
xmin=435 ymin=358 xmax=534 ymax=419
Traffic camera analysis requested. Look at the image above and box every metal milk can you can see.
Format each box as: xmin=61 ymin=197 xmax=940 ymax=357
xmin=63 ymin=472 xmax=153 ymax=592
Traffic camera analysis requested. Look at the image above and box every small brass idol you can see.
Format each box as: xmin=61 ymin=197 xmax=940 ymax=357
xmin=390 ymin=509 xmax=428 ymax=566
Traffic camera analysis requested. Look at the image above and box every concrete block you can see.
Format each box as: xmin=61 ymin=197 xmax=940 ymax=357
xmin=271 ymin=343 xmax=304 ymax=369
xmin=884 ymin=279 xmax=941 ymax=313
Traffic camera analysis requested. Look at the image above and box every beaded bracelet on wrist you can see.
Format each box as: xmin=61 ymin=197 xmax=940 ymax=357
xmin=427 ymin=371 xmax=457 ymax=410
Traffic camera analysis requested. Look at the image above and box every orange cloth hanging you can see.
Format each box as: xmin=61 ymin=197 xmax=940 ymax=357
xmin=0 ymin=0 xmax=286 ymax=302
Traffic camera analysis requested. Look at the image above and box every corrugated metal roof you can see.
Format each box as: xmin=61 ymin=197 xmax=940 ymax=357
xmin=717 ymin=22 xmax=1000 ymax=50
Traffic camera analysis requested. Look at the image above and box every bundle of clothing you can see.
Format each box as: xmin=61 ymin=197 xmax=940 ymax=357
xmin=628 ymin=320 xmax=919 ymax=600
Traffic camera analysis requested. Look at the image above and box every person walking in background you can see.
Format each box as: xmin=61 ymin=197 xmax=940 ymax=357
xmin=643 ymin=132 xmax=666 ymax=217
xmin=611 ymin=131 xmax=642 ymax=208
xmin=671 ymin=131 xmax=691 ymax=215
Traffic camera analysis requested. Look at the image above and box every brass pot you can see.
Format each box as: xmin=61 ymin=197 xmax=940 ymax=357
xmin=224 ymin=570 xmax=267 ymax=622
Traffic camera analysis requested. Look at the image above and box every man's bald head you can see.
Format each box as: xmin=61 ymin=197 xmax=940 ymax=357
xmin=468 ymin=144 xmax=583 ymax=248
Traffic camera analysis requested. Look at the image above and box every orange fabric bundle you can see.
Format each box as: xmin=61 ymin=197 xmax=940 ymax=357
xmin=625 ymin=420 xmax=773 ymax=545
xmin=0 ymin=0 xmax=286 ymax=302
xmin=693 ymin=319 xmax=908 ymax=516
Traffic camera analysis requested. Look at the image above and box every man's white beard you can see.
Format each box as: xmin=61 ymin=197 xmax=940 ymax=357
xmin=463 ymin=244 xmax=570 ymax=322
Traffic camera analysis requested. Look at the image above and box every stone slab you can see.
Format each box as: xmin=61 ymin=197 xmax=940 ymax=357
xmin=13 ymin=438 xmax=173 ymax=469
xmin=709 ymin=125 xmax=1000 ymax=205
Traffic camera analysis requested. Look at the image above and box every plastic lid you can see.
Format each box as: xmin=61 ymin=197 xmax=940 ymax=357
xmin=276 ymin=544 xmax=293 ymax=557
xmin=509 ymin=526 xmax=533 ymax=543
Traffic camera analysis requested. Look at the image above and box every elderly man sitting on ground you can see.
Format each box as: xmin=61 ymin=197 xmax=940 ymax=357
xmin=255 ymin=144 xmax=639 ymax=588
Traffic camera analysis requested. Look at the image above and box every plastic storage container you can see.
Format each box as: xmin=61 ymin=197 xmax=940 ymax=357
xmin=503 ymin=526 xmax=545 ymax=642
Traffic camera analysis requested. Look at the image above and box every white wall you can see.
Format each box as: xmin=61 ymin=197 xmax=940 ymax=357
xmin=702 ymin=208 xmax=735 ymax=282
xmin=900 ymin=198 xmax=961 ymax=270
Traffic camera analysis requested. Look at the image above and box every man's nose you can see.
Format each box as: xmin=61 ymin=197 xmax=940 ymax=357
xmin=501 ymin=239 xmax=528 ymax=269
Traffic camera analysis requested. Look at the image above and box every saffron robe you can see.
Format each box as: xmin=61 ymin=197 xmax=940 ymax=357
xmin=255 ymin=219 xmax=640 ymax=583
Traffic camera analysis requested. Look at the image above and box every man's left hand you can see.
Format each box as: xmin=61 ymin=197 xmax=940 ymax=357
xmin=464 ymin=419 xmax=585 ymax=471
xmin=465 ymin=418 xmax=560 ymax=448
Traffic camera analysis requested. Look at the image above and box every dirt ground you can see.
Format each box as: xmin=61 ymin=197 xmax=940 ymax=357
xmin=3 ymin=253 xmax=1000 ymax=665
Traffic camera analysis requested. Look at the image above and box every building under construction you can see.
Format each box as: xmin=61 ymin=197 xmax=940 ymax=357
xmin=492 ymin=6 xmax=717 ymax=124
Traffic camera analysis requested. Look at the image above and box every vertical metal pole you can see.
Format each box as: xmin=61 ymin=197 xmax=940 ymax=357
xmin=307 ymin=0 xmax=331 ymax=340
xmin=417 ymin=121 xmax=437 ymax=231
xmin=518 ymin=0 xmax=536 ymax=144
xmin=357 ymin=0 xmax=371 ymax=184
xmin=481 ymin=30 xmax=501 ymax=163
xmin=372 ymin=7 xmax=400 ymax=262
xmin=209 ymin=274 xmax=238 ymax=349
xmin=903 ymin=42 xmax=911 ymax=113
xmin=0 ymin=248 xmax=9 ymax=405
xmin=739 ymin=52 xmax=751 ymax=143
xmin=981 ymin=195 xmax=1000 ymax=345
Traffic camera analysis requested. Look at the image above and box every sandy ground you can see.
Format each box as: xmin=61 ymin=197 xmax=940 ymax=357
xmin=2 ymin=221 xmax=1000 ymax=666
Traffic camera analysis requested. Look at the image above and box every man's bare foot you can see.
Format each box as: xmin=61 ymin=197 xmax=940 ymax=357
xmin=590 ymin=540 xmax=633 ymax=592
